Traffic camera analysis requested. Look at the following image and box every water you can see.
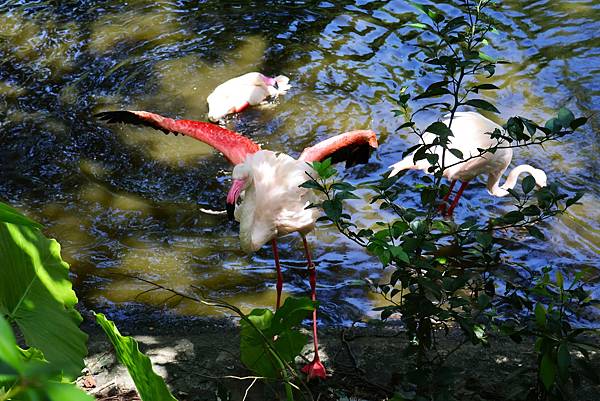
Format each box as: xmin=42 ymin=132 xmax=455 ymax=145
xmin=1 ymin=0 xmax=598 ymax=324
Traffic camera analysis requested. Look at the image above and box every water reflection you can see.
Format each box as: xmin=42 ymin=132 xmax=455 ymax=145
xmin=0 ymin=0 xmax=598 ymax=324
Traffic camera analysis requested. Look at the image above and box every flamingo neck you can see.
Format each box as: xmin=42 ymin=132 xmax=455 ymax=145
xmin=488 ymin=164 xmax=544 ymax=197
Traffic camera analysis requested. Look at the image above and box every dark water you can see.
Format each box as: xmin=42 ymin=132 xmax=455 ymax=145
xmin=1 ymin=0 xmax=598 ymax=324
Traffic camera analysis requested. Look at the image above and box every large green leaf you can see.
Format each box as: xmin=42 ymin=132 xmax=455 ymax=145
xmin=95 ymin=313 xmax=179 ymax=401
xmin=240 ymin=297 xmax=313 ymax=378
xmin=0 ymin=222 xmax=87 ymax=380
xmin=0 ymin=315 xmax=23 ymax=372
xmin=0 ymin=202 xmax=42 ymax=229
xmin=0 ymin=315 xmax=93 ymax=401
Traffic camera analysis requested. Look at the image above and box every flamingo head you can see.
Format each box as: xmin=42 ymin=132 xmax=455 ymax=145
xmin=227 ymin=165 xmax=251 ymax=220
xmin=261 ymin=74 xmax=291 ymax=97
xmin=532 ymin=168 xmax=547 ymax=188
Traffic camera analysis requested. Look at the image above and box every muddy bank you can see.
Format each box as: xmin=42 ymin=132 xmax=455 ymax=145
xmin=76 ymin=307 xmax=599 ymax=401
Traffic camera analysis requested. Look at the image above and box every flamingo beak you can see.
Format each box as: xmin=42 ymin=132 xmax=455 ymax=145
xmin=226 ymin=179 xmax=246 ymax=220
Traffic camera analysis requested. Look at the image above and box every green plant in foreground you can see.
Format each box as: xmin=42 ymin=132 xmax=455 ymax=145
xmin=303 ymin=1 xmax=595 ymax=399
xmin=0 ymin=315 xmax=93 ymax=401
xmin=496 ymin=267 xmax=600 ymax=400
xmin=95 ymin=313 xmax=179 ymax=401
xmin=0 ymin=202 xmax=88 ymax=380
xmin=240 ymin=296 xmax=315 ymax=380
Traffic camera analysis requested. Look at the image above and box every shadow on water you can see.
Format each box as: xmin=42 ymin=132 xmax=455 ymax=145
xmin=0 ymin=0 xmax=598 ymax=325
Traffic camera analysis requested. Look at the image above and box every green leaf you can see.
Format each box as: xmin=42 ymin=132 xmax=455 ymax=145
xmin=0 ymin=222 xmax=87 ymax=379
xmin=544 ymin=117 xmax=562 ymax=133
xmin=0 ymin=202 xmax=42 ymax=229
xmin=522 ymin=175 xmax=536 ymax=194
xmin=540 ymin=353 xmax=556 ymax=390
xmin=425 ymin=121 xmax=452 ymax=137
xmin=527 ymin=226 xmax=545 ymax=240
xmin=557 ymin=107 xmax=575 ymax=127
xmin=414 ymin=87 xmax=451 ymax=100
xmin=240 ymin=298 xmax=311 ymax=379
xmin=322 ymin=199 xmax=342 ymax=221
xmin=389 ymin=246 xmax=410 ymax=263
xmin=478 ymin=51 xmax=495 ymax=62
xmin=569 ymin=116 xmax=587 ymax=130
xmin=464 ymin=99 xmax=500 ymax=113
xmin=0 ymin=315 xmax=23 ymax=372
xmin=557 ymin=344 xmax=570 ymax=381
xmin=502 ymin=210 xmax=524 ymax=224
xmin=407 ymin=22 xmax=429 ymax=30
xmin=470 ymin=83 xmax=499 ymax=92
xmin=299 ymin=180 xmax=322 ymax=190
xmin=46 ymin=382 xmax=95 ymax=401
xmin=534 ymin=303 xmax=547 ymax=328
xmin=449 ymin=148 xmax=463 ymax=159
xmin=565 ymin=191 xmax=584 ymax=208
xmin=95 ymin=313 xmax=179 ymax=401
xmin=271 ymin=297 xmax=314 ymax=332
xmin=331 ymin=182 xmax=356 ymax=192
xmin=555 ymin=271 xmax=564 ymax=289
xmin=397 ymin=121 xmax=415 ymax=131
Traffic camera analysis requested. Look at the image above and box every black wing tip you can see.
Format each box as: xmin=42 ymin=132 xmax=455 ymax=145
xmin=94 ymin=110 xmax=172 ymax=135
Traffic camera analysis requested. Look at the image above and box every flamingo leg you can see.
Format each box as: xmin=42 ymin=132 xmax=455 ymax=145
xmin=438 ymin=179 xmax=457 ymax=214
xmin=446 ymin=180 xmax=470 ymax=216
xmin=300 ymin=235 xmax=327 ymax=379
xmin=272 ymin=239 xmax=283 ymax=310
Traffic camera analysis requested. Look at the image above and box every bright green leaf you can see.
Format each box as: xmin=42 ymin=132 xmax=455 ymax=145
xmin=0 ymin=222 xmax=87 ymax=379
xmin=0 ymin=315 xmax=23 ymax=372
xmin=0 ymin=202 xmax=42 ymax=229
xmin=95 ymin=313 xmax=179 ymax=401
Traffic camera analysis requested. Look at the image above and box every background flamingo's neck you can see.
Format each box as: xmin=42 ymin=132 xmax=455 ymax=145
xmin=489 ymin=164 xmax=545 ymax=197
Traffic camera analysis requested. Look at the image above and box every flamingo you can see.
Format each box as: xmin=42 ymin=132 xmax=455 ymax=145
xmin=389 ymin=112 xmax=547 ymax=215
xmin=207 ymin=72 xmax=291 ymax=122
xmin=96 ymin=110 xmax=378 ymax=379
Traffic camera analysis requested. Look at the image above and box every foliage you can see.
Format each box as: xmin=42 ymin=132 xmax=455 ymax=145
xmin=304 ymin=1 xmax=596 ymax=400
xmin=95 ymin=313 xmax=179 ymax=401
xmin=0 ymin=202 xmax=87 ymax=380
xmin=240 ymin=297 xmax=315 ymax=380
xmin=495 ymin=267 xmax=600 ymax=400
xmin=0 ymin=315 xmax=93 ymax=401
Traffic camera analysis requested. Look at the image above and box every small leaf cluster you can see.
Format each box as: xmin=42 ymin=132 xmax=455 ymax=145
xmin=494 ymin=268 xmax=599 ymax=400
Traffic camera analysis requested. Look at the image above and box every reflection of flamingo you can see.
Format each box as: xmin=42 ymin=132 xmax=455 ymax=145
xmin=96 ymin=110 xmax=378 ymax=379
xmin=389 ymin=112 xmax=547 ymax=215
xmin=207 ymin=72 xmax=291 ymax=121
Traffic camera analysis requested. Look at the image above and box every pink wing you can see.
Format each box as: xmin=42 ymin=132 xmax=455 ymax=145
xmin=96 ymin=110 xmax=260 ymax=165
xmin=299 ymin=130 xmax=378 ymax=167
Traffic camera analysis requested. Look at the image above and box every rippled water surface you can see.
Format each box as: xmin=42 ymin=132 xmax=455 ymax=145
xmin=1 ymin=0 xmax=598 ymax=324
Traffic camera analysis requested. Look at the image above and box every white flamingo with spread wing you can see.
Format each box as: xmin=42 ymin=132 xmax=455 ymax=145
xmin=97 ymin=110 xmax=378 ymax=379
xmin=389 ymin=112 xmax=547 ymax=215
xmin=207 ymin=72 xmax=291 ymax=121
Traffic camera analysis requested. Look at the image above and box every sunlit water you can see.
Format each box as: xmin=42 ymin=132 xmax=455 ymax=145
xmin=1 ymin=0 xmax=598 ymax=325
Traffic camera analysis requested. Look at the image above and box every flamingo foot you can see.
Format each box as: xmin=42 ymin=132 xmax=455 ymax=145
xmin=301 ymin=357 xmax=327 ymax=380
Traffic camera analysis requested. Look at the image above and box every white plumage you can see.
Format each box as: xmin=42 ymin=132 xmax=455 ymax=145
xmin=207 ymin=72 xmax=291 ymax=121
xmin=232 ymin=150 xmax=319 ymax=253
xmin=389 ymin=112 xmax=547 ymax=197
